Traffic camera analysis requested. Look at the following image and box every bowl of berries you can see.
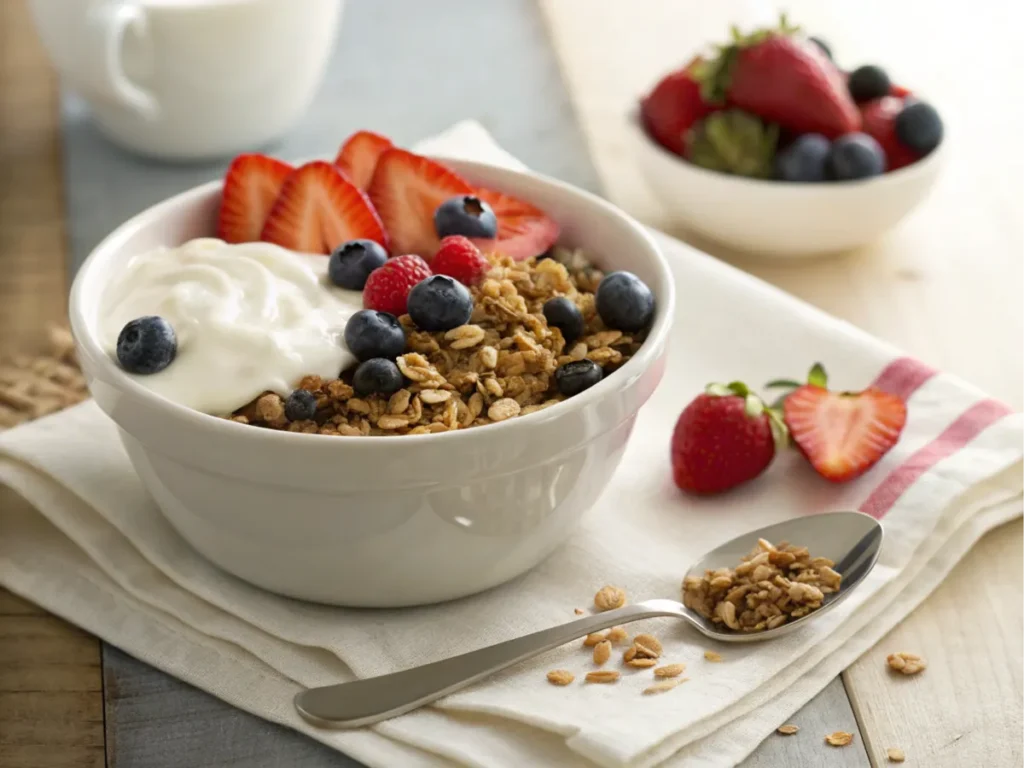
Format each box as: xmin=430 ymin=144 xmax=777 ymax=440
xmin=630 ymin=17 xmax=945 ymax=258
xmin=69 ymin=130 xmax=674 ymax=606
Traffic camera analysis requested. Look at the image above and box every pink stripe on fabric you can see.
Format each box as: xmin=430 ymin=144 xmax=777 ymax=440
xmin=869 ymin=356 xmax=938 ymax=400
xmin=859 ymin=399 xmax=1014 ymax=519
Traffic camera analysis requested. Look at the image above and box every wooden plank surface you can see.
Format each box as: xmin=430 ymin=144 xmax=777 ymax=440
xmin=538 ymin=1 xmax=1024 ymax=766
xmin=0 ymin=2 xmax=104 ymax=768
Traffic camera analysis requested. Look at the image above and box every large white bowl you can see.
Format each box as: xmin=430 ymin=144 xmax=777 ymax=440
xmin=69 ymin=159 xmax=675 ymax=607
xmin=627 ymin=116 xmax=944 ymax=259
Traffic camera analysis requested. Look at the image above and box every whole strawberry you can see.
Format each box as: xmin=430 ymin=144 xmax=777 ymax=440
xmin=362 ymin=254 xmax=432 ymax=316
xmin=860 ymin=96 xmax=919 ymax=171
xmin=696 ymin=16 xmax=860 ymax=139
xmin=640 ymin=56 xmax=718 ymax=156
xmin=431 ymin=236 xmax=491 ymax=285
xmin=671 ymin=382 xmax=787 ymax=495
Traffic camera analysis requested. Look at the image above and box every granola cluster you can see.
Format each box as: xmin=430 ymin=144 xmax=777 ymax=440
xmin=230 ymin=249 xmax=644 ymax=436
xmin=682 ymin=538 xmax=842 ymax=633
xmin=0 ymin=327 xmax=88 ymax=429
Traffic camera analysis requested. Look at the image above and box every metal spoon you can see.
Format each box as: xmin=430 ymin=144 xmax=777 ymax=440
xmin=295 ymin=510 xmax=882 ymax=728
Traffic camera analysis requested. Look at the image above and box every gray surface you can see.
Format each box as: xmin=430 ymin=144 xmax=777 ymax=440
xmin=59 ymin=0 xmax=863 ymax=765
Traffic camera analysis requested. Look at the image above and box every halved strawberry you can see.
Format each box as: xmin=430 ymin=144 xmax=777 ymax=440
xmin=472 ymin=187 xmax=560 ymax=261
xmin=334 ymin=130 xmax=393 ymax=191
xmin=367 ymin=148 xmax=472 ymax=259
xmin=779 ymin=364 xmax=907 ymax=483
xmin=217 ymin=154 xmax=293 ymax=244
xmin=260 ymin=161 xmax=387 ymax=254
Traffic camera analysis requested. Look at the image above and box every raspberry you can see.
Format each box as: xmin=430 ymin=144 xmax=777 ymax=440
xmin=362 ymin=254 xmax=431 ymax=316
xmin=430 ymin=236 xmax=491 ymax=286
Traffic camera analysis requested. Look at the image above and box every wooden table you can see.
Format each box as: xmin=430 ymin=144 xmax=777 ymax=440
xmin=1 ymin=0 xmax=1020 ymax=766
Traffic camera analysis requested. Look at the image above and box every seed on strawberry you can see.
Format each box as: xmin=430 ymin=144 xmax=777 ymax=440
xmin=431 ymin=236 xmax=491 ymax=286
xmin=361 ymin=254 xmax=432 ymax=317
xmin=774 ymin=364 xmax=908 ymax=482
xmin=670 ymin=382 xmax=787 ymax=495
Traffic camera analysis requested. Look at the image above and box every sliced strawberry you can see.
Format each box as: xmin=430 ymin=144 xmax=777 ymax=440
xmin=217 ymin=154 xmax=293 ymax=244
xmin=471 ymin=187 xmax=560 ymax=261
xmin=367 ymin=148 xmax=472 ymax=259
xmin=260 ymin=161 xmax=387 ymax=254
xmin=334 ymin=130 xmax=394 ymax=191
xmin=784 ymin=384 xmax=907 ymax=483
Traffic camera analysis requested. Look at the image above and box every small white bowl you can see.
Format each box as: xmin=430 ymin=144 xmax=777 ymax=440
xmin=69 ymin=158 xmax=675 ymax=607
xmin=627 ymin=116 xmax=944 ymax=259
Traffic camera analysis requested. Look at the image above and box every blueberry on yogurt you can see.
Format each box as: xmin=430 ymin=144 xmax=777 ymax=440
xmin=116 ymin=316 xmax=176 ymax=375
xmin=595 ymin=271 xmax=654 ymax=332
xmin=344 ymin=309 xmax=406 ymax=361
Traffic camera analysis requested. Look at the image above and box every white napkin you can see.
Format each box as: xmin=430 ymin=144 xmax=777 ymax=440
xmin=1 ymin=122 xmax=1020 ymax=768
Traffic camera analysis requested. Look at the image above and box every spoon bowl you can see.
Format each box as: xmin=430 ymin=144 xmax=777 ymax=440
xmin=294 ymin=510 xmax=883 ymax=728
xmin=683 ymin=510 xmax=883 ymax=643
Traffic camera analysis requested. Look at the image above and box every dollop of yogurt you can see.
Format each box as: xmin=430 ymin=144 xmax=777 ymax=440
xmin=100 ymin=238 xmax=364 ymax=414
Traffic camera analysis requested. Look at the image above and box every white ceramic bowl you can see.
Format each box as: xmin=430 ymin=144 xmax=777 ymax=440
xmin=627 ymin=116 xmax=944 ymax=259
xmin=69 ymin=159 xmax=675 ymax=607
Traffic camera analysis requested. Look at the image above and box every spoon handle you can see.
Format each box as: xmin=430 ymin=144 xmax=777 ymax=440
xmin=294 ymin=599 xmax=685 ymax=728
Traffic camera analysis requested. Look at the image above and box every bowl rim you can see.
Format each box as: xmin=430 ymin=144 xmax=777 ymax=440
xmin=69 ymin=156 xmax=676 ymax=447
xmin=628 ymin=108 xmax=946 ymax=189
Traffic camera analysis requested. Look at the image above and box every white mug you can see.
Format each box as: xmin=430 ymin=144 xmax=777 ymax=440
xmin=28 ymin=0 xmax=343 ymax=161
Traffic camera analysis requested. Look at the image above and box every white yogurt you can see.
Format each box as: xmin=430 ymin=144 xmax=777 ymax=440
xmin=100 ymin=238 xmax=364 ymax=415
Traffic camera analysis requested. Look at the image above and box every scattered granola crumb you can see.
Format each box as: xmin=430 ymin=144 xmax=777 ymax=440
xmin=574 ymin=608 xmax=585 ymax=616
xmin=777 ymin=724 xmax=799 ymax=735
xmin=0 ymin=327 xmax=88 ymax=430
xmin=887 ymin=652 xmax=926 ymax=675
xmin=594 ymin=585 xmax=626 ymax=611
xmin=585 ymin=670 xmax=620 ymax=684
xmin=633 ymin=633 xmax=662 ymax=657
xmin=704 ymin=650 xmax=723 ymax=662
xmin=546 ymin=669 xmax=574 ymax=686
xmin=654 ymin=663 xmax=685 ymax=678
xmin=593 ymin=640 xmax=612 ymax=666
xmin=825 ymin=731 xmax=854 ymax=747
xmin=682 ymin=539 xmax=841 ymax=633
xmin=886 ymin=747 xmax=905 ymax=763
xmin=623 ymin=646 xmax=638 ymax=663
xmin=582 ymin=632 xmax=606 ymax=647
xmin=606 ymin=626 xmax=628 ymax=644
xmin=626 ymin=658 xmax=658 ymax=669
xmin=643 ymin=678 xmax=687 ymax=695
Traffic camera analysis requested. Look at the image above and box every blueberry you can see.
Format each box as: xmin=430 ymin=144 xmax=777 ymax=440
xmin=406 ymin=275 xmax=473 ymax=332
xmin=352 ymin=358 xmax=403 ymax=397
xmin=284 ymin=389 xmax=317 ymax=421
xmin=895 ymin=101 xmax=943 ymax=154
xmin=343 ymin=309 xmax=406 ymax=362
xmin=433 ymin=195 xmax=498 ymax=239
xmin=555 ymin=359 xmax=604 ymax=397
xmin=847 ymin=65 xmax=891 ymax=102
xmin=808 ymin=36 xmax=832 ymax=60
xmin=595 ymin=271 xmax=654 ymax=332
xmin=542 ymin=297 xmax=584 ymax=344
xmin=328 ymin=239 xmax=388 ymax=290
xmin=116 ymin=316 xmax=176 ymax=374
xmin=826 ymin=133 xmax=886 ymax=180
xmin=775 ymin=133 xmax=831 ymax=182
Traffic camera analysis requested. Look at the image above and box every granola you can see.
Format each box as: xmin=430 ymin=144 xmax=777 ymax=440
xmin=0 ymin=328 xmax=88 ymax=430
xmin=886 ymin=652 xmax=926 ymax=675
xmin=546 ymin=669 xmax=574 ymax=686
xmin=230 ymin=249 xmax=644 ymax=436
xmin=825 ymin=731 xmax=854 ymax=747
xmin=682 ymin=538 xmax=842 ymax=633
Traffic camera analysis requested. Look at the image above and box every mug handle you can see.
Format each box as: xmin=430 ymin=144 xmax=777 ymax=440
xmin=86 ymin=1 xmax=159 ymax=119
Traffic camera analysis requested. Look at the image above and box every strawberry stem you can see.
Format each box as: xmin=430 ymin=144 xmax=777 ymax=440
xmin=807 ymin=362 xmax=828 ymax=388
